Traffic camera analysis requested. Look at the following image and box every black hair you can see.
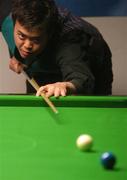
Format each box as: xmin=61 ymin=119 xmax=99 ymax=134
xmin=12 ymin=0 xmax=59 ymax=34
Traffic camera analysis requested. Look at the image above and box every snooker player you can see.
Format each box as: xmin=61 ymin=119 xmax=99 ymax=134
xmin=2 ymin=0 xmax=113 ymax=97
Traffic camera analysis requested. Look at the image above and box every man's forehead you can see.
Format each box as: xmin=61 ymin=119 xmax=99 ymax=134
xmin=15 ymin=20 xmax=47 ymax=36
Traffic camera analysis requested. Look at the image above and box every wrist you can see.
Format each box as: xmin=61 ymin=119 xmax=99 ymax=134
xmin=65 ymin=81 xmax=76 ymax=94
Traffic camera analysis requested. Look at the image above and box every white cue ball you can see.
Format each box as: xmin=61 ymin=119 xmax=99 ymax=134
xmin=76 ymin=134 xmax=93 ymax=151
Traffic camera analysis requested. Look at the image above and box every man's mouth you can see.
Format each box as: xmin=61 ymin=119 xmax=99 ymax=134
xmin=20 ymin=50 xmax=32 ymax=58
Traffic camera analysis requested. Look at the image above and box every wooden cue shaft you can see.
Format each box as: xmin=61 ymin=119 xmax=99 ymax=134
xmin=23 ymin=71 xmax=58 ymax=113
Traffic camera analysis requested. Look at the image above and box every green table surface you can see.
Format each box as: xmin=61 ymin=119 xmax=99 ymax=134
xmin=0 ymin=95 xmax=127 ymax=180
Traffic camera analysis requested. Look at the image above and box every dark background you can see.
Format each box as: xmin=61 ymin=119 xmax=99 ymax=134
xmin=0 ymin=0 xmax=11 ymax=29
xmin=55 ymin=0 xmax=127 ymax=16
xmin=0 ymin=0 xmax=127 ymax=30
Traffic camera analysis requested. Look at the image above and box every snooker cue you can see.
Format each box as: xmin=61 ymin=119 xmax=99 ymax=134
xmin=22 ymin=70 xmax=58 ymax=114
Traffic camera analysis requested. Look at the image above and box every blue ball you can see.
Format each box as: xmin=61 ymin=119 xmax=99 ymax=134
xmin=101 ymin=152 xmax=116 ymax=169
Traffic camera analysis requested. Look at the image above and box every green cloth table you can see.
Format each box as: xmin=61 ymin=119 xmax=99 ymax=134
xmin=0 ymin=95 xmax=127 ymax=180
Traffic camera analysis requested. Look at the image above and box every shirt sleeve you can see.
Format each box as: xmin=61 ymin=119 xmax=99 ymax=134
xmin=56 ymin=42 xmax=95 ymax=94
xmin=1 ymin=15 xmax=15 ymax=56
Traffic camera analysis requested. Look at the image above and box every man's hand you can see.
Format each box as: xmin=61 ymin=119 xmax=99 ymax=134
xmin=36 ymin=82 xmax=76 ymax=97
xmin=9 ymin=56 xmax=24 ymax=74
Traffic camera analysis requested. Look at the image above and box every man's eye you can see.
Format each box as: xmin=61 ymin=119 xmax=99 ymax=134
xmin=18 ymin=34 xmax=25 ymax=40
xmin=33 ymin=39 xmax=41 ymax=44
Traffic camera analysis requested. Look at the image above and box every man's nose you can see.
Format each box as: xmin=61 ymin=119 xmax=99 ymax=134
xmin=24 ymin=40 xmax=33 ymax=50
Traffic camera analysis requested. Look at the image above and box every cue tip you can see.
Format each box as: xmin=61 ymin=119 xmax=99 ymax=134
xmin=55 ymin=110 xmax=59 ymax=114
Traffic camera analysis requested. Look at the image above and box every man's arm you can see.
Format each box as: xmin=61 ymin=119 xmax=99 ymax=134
xmin=36 ymin=42 xmax=95 ymax=97
xmin=1 ymin=15 xmax=15 ymax=55
xmin=56 ymin=42 xmax=95 ymax=95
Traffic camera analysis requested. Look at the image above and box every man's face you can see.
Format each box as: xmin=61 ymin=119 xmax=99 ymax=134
xmin=14 ymin=20 xmax=48 ymax=58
